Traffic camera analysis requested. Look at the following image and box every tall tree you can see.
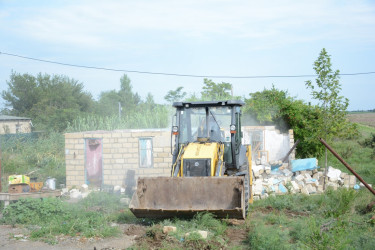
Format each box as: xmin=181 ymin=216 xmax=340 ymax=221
xmin=305 ymin=48 xmax=357 ymax=185
xmin=201 ymin=78 xmax=232 ymax=100
xmin=2 ymin=71 xmax=42 ymax=116
xmin=96 ymin=74 xmax=141 ymax=117
xmin=164 ymin=86 xmax=186 ymax=103
xmin=2 ymin=72 xmax=94 ymax=132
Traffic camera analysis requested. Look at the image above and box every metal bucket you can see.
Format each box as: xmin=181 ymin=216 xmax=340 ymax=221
xmin=45 ymin=178 xmax=56 ymax=190
xmin=129 ymin=176 xmax=246 ymax=219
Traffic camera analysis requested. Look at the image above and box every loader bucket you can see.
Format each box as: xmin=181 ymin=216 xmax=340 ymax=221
xmin=129 ymin=176 xmax=246 ymax=219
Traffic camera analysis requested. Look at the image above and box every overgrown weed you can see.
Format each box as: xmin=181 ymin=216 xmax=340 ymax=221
xmin=0 ymin=192 xmax=140 ymax=243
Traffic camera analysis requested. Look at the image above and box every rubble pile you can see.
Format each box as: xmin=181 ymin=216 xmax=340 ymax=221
xmin=251 ymin=159 xmax=365 ymax=200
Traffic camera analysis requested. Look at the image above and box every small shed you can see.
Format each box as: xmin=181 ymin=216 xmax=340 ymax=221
xmin=64 ymin=126 xmax=295 ymax=193
xmin=64 ymin=129 xmax=172 ymax=194
xmin=0 ymin=115 xmax=32 ymax=134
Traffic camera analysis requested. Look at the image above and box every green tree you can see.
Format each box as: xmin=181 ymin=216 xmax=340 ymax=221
xmin=164 ymin=86 xmax=187 ymax=103
xmin=305 ymin=48 xmax=355 ymax=139
xmin=244 ymin=86 xmax=323 ymax=158
xmin=201 ymin=78 xmax=232 ymax=100
xmin=96 ymin=74 xmax=141 ymax=117
xmin=2 ymin=72 xmax=94 ymax=132
xmin=306 ymin=49 xmax=357 ymax=172
xmin=2 ymin=71 xmax=42 ymax=116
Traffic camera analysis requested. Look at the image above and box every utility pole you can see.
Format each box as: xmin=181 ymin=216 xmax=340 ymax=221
xmin=118 ymin=102 xmax=122 ymax=120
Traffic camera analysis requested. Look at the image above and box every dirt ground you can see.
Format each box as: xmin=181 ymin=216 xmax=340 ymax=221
xmin=0 ymin=223 xmax=146 ymax=250
xmin=347 ymin=113 xmax=375 ymax=127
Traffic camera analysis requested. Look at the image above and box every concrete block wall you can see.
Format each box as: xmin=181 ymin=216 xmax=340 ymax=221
xmin=242 ymin=126 xmax=295 ymax=162
xmin=0 ymin=120 xmax=32 ymax=134
xmin=65 ymin=129 xmax=172 ymax=189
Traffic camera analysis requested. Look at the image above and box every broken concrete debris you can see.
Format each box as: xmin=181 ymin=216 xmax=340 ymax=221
xmin=185 ymin=230 xmax=209 ymax=239
xmin=252 ymin=160 xmax=365 ymax=200
xmin=163 ymin=226 xmax=177 ymax=234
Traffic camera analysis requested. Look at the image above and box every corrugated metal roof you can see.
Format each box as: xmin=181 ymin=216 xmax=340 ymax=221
xmin=0 ymin=115 xmax=31 ymax=121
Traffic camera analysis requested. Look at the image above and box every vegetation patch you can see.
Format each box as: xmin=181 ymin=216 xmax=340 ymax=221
xmin=0 ymin=192 xmax=138 ymax=244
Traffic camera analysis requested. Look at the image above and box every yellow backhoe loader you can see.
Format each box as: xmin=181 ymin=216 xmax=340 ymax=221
xmin=129 ymin=100 xmax=252 ymax=219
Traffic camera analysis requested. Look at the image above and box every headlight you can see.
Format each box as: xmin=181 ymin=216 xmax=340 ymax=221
xmin=230 ymin=124 xmax=236 ymax=133
xmin=172 ymin=126 xmax=179 ymax=135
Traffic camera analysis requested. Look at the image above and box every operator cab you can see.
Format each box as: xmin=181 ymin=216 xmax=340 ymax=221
xmin=172 ymin=100 xmax=244 ymax=169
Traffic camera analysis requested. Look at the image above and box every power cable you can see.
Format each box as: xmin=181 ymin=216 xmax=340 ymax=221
xmin=1 ymin=51 xmax=375 ymax=79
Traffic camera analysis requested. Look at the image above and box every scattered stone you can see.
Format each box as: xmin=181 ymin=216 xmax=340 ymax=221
xmin=163 ymin=226 xmax=177 ymax=234
xmin=185 ymin=230 xmax=208 ymax=239
xmin=251 ymin=164 xmax=359 ymax=199
xmin=120 ymin=197 xmax=131 ymax=205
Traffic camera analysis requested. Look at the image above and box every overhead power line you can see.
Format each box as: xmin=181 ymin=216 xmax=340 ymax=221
xmin=1 ymin=51 xmax=375 ymax=79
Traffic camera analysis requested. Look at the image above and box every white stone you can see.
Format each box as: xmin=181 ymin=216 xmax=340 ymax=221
xmin=185 ymin=230 xmax=208 ymax=239
xmin=290 ymin=181 xmax=300 ymax=191
xmin=301 ymin=186 xmax=309 ymax=195
xmin=295 ymin=175 xmax=304 ymax=182
xmin=120 ymin=197 xmax=131 ymax=205
xmin=306 ymin=184 xmax=316 ymax=194
xmin=163 ymin=226 xmax=177 ymax=234
xmin=327 ymin=166 xmax=341 ymax=179
xmin=260 ymin=193 xmax=269 ymax=199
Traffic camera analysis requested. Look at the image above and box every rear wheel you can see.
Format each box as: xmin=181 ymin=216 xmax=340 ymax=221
xmin=240 ymin=161 xmax=250 ymax=218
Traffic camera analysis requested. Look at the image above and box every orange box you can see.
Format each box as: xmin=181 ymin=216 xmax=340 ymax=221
xmin=9 ymin=184 xmax=30 ymax=193
xmin=30 ymin=182 xmax=44 ymax=192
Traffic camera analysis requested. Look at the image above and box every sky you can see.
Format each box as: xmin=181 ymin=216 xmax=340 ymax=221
xmin=0 ymin=0 xmax=374 ymax=110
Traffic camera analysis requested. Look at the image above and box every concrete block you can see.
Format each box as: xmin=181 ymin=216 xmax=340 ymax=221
xmin=327 ymin=166 xmax=341 ymax=179
xmin=290 ymin=181 xmax=300 ymax=191
xmin=349 ymin=175 xmax=356 ymax=188
xmin=327 ymin=182 xmax=338 ymax=190
xmin=163 ymin=226 xmax=177 ymax=234
xmin=260 ymin=193 xmax=269 ymax=199
xmin=340 ymin=172 xmax=348 ymax=179
xmin=317 ymin=185 xmax=324 ymax=193
xmin=265 ymin=166 xmax=271 ymax=174
xmin=329 ymin=177 xmax=338 ymax=183
xmin=306 ymin=184 xmax=316 ymax=194
xmin=282 ymin=169 xmax=293 ymax=177
xmin=301 ymin=186 xmax=309 ymax=195
xmin=295 ymin=175 xmax=304 ymax=182
xmin=304 ymin=173 xmax=312 ymax=179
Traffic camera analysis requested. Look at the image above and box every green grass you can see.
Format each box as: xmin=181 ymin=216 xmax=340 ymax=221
xmin=0 ymin=132 xmax=66 ymax=191
xmin=248 ymin=189 xmax=375 ymax=249
xmin=318 ymin=124 xmax=375 ymax=185
xmin=130 ymin=212 xmax=230 ymax=249
xmin=0 ymin=192 xmax=139 ymax=244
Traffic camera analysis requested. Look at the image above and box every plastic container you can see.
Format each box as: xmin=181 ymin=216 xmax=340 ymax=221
xmin=45 ymin=177 xmax=56 ymax=190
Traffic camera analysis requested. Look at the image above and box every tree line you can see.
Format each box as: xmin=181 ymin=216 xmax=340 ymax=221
xmin=1 ymin=48 xmax=358 ymax=158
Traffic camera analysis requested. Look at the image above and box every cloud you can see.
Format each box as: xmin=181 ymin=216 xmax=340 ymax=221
xmin=2 ymin=0 xmax=374 ymax=50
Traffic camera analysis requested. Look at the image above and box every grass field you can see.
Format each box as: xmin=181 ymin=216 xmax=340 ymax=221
xmin=347 ymin=112 xmax=375 ymax=128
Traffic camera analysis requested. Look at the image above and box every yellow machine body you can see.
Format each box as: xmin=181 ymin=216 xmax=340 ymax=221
xmin=178 ymin=142 xmax=224 ymax=177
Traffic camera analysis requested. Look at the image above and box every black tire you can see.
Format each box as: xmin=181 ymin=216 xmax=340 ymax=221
xmin=240 ymin=160 xmax=250 ymax=218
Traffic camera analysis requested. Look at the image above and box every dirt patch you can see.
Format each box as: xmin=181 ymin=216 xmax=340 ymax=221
xmin=225 ymin=226 xmax=249 ymax=248
xmin=347 ymin=113 xmax=375 ymax=127
xmin=257 ymin=206 xmax=309 ymax=217
xmin=224 ymin=218 xmax=245 ymax=226
xmin=0 ymin=224 xmax=138 ymax=250
xmin=124 ymin=224 xmax=147 ymax=237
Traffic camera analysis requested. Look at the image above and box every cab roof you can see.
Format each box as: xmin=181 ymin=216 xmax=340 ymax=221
xmin=173 ymin=100 xmax=244 ymax=108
